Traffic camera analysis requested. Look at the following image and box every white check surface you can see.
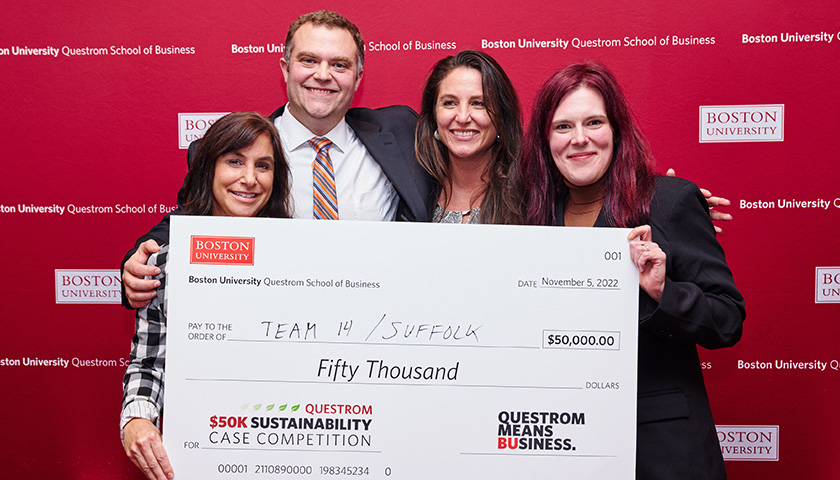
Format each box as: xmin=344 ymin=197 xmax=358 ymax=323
xmin=164 ymin=216 xmax=639 ymax=479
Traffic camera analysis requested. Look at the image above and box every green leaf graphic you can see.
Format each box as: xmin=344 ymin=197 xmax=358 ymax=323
xmin=292 ymin=404 xmax=300 ymax=412
xmin=254 ymin=403 xmax=262 ymax=410
xmin=279 ymin=404 xmax=287 ymax=411
xmin=266 ymin=404 xmax=275 ymax=411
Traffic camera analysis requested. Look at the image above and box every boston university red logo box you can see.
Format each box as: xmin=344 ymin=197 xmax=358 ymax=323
xmin=190 ymin=235 xmax=255 ymax=265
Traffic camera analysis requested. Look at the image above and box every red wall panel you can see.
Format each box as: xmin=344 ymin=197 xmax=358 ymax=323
xmin=2 ymin=1 xmax=838 ymax=477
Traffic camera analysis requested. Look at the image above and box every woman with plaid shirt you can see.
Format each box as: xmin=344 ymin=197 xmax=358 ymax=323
xmin=121 ymin=112 xmax=292 ymax=480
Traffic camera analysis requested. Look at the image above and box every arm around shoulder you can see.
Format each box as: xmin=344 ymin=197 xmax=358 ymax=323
xmin=120 ymin=211 xmax=178 ymax=309
xmin=640 ymin=178 xmax=745 ymax=349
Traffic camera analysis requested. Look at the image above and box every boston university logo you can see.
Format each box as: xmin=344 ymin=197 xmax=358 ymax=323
xmin=816 ymin=266 xmax=840 ymax=303
xmin=55 ymin=269 xmax=121 ymax=304
xmin=716 ymin=425 xmax=779 ymax=461
xmin=699 ymin=104 xmax=784 ymax=143
xmin=190 ymin=236 xmax=255 ymax=265
xmin=178 ymin=112 xmax=229 ymax=149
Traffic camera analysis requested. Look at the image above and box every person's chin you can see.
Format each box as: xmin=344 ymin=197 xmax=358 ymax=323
xmin=303 ymin=104 xmax=338 ymax=121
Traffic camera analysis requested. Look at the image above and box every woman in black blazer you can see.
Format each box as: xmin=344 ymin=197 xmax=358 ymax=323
xmin=521 ymin=61 xmax=746 ymax=480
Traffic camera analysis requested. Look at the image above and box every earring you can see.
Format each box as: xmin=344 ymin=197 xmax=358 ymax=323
xmin=434 ymin=130 xmax=441 ymax=141
xmin=496 ymin=134 xmax=501 ymax=141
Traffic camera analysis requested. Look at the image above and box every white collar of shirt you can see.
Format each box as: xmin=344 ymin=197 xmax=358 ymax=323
xmin=274 ymin=105 xmax=398 ymax=221
xmin=276 ymin=105 xmax=350 ymax=156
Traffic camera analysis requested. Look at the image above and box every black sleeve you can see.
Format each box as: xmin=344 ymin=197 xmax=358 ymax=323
xmin=639 ymin=177 xmax=746 ymax=349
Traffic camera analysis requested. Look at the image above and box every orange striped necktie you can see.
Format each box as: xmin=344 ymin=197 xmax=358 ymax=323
xmin=309 ymin=137 xmax=338 ymax=220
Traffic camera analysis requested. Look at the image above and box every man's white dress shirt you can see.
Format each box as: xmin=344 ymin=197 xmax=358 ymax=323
xmin=275 ymin=107 xmax=399 ymax=221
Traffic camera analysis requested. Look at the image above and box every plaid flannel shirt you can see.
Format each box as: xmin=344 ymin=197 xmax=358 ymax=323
xmin=120 ymin=245 xmax=169 ymax=442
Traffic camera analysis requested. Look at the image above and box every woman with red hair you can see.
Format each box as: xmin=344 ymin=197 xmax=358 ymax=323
xmin=521 ymin=62 xmax=745 ymax=479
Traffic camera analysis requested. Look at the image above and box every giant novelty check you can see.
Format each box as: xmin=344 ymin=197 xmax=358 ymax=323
xmin=163 ymin=216 xmax=639 ymax=479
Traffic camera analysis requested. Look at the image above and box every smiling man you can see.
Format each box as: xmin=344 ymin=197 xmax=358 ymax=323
xmin=118 ymin=11 xmax=430 ymax=480
xmin=281 ymin=18 xmax=362 ymax=137
xmin=274 ymin=11 xmax=428 ymax=222
xmin=120 ymin=11 xmax=431 ymax=309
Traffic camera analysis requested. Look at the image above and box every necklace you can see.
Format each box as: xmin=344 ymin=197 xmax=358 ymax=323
xmin=567 ymin=195 xmax=604 ymax=206
xmin=566 ymin=195 xmax=603 ymax=213
xmin=434 ymin=204 xmax=481 ymax=224
xmin=565 ymin=205 xmax=601 ymax=215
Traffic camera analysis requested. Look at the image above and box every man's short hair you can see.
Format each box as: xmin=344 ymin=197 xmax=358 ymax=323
xmin=284 ymin=10 xmax=365 ymax=75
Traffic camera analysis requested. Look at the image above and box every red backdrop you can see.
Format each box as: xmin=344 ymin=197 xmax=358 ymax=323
xmin=2 ymin=1 xmax=838 ymax=478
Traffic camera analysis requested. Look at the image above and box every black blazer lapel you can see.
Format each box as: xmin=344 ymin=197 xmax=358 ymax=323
xmin=345 ymin=113 xmax=427 ymax=222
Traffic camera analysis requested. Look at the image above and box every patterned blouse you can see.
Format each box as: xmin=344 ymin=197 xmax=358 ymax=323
xmin=432 ymin=204 xmax=481 ymax=224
